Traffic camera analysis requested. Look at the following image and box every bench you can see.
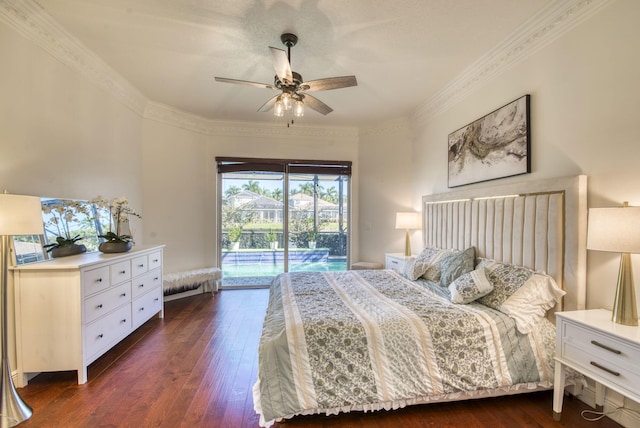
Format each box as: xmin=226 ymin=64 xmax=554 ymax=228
xmin=163 ymin=267 xmax=222 ymax=301
xmin=351 ymin=261 xmax=383 ymax=270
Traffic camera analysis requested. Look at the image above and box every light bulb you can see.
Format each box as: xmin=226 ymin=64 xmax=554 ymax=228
xmin=294 ymin=99 xmax=304 ymax=117
xmin=274 ymin=98 xmax=284 ymax=117
xmin=282 ymin=93 xmax=292 ymax=110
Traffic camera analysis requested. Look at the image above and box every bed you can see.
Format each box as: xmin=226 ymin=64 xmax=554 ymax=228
xmin=253 ymin=175 xmax=587 ymax=427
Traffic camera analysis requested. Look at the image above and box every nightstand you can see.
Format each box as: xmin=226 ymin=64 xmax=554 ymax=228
xmin=384 ymin=253 xmax=415 ymax=273
xmin=553 ymin=309 xmax=640 ymax=421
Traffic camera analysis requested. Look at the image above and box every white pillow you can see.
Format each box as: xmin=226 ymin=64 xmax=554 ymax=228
xmin=404 ymin=247 xmax=452 ymax=281
xmin=448 ymin=268 xmax=493 ymax=304
xmin=499 ymin=273 xmax=566 ymax=334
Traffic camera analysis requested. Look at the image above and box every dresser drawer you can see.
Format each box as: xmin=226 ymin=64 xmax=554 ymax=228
xmin=148 ymin=251 xmax=162 ymax=271
xmin=562 ymin=321 xmax=640 ymax=373
xmin=84 ymin=304 xmax=131 ymax=360
xmin=132 ymin=287 xmax=162 ymax=328
xmin=131 ymin=269 xmax=162 ymax=299
xmin=82 ymin=266 xmax=110 ymax=296
xmin=84 ymin=282 xmax=131 ymax=324
xmin=131 ymin=255 xmax=148 ymax=277
xmin=110 ymin=260 xmax=131 ymax=285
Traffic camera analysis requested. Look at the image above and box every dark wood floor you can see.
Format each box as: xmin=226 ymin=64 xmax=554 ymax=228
xmin=17 ymin=289 xmax=621 ymax=427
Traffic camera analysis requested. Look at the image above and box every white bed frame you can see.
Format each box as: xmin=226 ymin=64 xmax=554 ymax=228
xmin=422 ymin=175 xmax=587 ymax=313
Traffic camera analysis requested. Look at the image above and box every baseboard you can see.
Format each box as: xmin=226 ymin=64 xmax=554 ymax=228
xmin=573 ymin=384 xmax=640 ymax=427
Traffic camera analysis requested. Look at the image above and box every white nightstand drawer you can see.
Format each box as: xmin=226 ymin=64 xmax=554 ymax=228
xmin=131 ymin=255 xmax=148 ymax=277
xmin=148 ymin=251 xmax=162 ymax=271
xmin=564 ymin=341 xmax=640 ymax=394
xmin=563 ymin=321 xmax=640 ymax=373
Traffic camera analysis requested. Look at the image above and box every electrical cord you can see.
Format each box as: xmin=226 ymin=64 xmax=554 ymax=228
xmin=581 ymin=405 xmax=640 ymax=422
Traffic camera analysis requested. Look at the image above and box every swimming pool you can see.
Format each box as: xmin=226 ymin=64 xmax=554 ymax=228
xmin=221 ymin=259 xmax=347 ymax=277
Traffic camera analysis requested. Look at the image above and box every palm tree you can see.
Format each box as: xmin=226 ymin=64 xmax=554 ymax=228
xmin=242 ymin=180 xmax=262 ymax=194
xmin=323 ymin=186 xmax=338 ymax=204
xmin=271 ymin=188 xmax=283 ymax=201
xmin=295 ymin=182 xmax=315 ymax=196
xmin=225 ymin=186 xmax=241 ymax=198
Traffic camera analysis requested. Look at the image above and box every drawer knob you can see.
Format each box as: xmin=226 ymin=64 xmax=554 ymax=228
xmin=591 ymin=340 xmax=622 ymax=355
xmin=121 ymin=318 xmax=127 ymax=323
xmin=139 ymin=307 xmax=144 ymax=311
xmin=96 ymin=304 xmax=103 ymax=309
xmin=154 ymin=277 xmax=159 ymax=281
xmin=153 ymin=259 xmax=158 ymax=262
xmin=120 ymin=293 xmax=126 ymax=297
xmin=138 ymin=284 xmax=144 ymax=288
xmin=97 ymin=334 xmax=104 ymax=339
xmin=96 ymin=278 xmax=102 ymax=283
xmin=154 ymin=298 xmax=159 ymax=302
xmin=138 ymin=264 xmax=144 ymax=268
xmin=119 ymin=270 xmax=126 ymax=274
xmin=590 ymin=361 xmax=620 ymax=377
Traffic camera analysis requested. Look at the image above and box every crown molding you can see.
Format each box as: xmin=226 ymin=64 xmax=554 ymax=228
xmin=411 ymin=0 xmax=616 ymax=123
xmin=144 ymin=102 xmax=359 ymax=139
xmin=0 ymin=0 xmax=149 ymax=116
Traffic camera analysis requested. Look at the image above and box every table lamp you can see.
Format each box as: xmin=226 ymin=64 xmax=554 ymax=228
xmin=395 ymin=212 xmax=421 ymax=257
xmin=587 ymin=202 xmax=640 ymax=326
xmin=0 ymin=191 xmax=43 ymax=426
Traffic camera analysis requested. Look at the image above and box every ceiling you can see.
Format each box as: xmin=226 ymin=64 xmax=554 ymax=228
xmin=35 ymin=0 xmax=552 ymax=127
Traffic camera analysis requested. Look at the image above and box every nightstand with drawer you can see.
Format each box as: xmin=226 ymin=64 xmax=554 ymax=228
xmin=553 ymin=309 xmax=640 ymax=420
xmin=384 ymin=253 xmax=415 ymax=273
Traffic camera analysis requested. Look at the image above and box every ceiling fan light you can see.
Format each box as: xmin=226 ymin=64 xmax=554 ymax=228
xmin=274 ymin=98 xmax=284 ymax=117
xmin=294 ymin=99 xmax=304 ymax=117
xmin=281 ymin=92 xmax=292 ymax=110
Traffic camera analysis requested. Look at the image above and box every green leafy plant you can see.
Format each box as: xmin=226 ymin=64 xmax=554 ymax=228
xmin=42 ymin=200 xmax=90 ymax=252
xmin=91 ymin=196 xmax=141 ymax=243
xmin=265 ymin=229 xmax=277 ymax=242
xmin=228 ymin=225 xmax=243 ymax=242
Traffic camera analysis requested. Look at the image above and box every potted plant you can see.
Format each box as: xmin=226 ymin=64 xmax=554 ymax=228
xmin=91 ymin=196 xmax=141 ymax=253
xmin=228 ymin=225 xmax=242 ymax=250
xmin=42 ymin=200 xmax=90 ymax=258
xmin=265 ymin=229 xmax=278 ymax=250
xmin=307 ymin=230 xmax=317 ymax=249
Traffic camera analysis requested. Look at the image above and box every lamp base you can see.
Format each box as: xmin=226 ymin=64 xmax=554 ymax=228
xmin=612 ymin=253 xmax=638 ymax=326
xmin=404 ymin=229 xmax=411 ymax=257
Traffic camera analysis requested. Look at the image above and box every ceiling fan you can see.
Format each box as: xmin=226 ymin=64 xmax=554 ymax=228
xmin=215 ymin=33 xmax=357 ymax=118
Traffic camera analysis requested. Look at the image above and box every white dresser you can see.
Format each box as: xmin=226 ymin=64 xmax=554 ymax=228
xmin=13 ymin=245 xmax=164 ymax=386
xmin=553 ymin=309 xmax=640 ymax=421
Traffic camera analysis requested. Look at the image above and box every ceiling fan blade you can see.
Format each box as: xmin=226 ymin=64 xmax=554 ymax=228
xmin=300 ymin=76 xmax=357 ymax=92
xmin=269 ymin=47 xmax=293 ymax=84
xmin=214 ymin=77 xmax=277 ymax=90
xmin=258 ymin=95 xmax=279 ymax=112
xmin=303 ymin=94 xmax=333 ymax=115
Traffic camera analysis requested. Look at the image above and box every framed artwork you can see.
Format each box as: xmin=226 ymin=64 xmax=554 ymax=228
xmin=448 ymin=94 xmax=530 ymax=188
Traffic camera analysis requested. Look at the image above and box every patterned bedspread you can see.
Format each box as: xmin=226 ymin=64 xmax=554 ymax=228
xmin=253 ymin=270 xmax=557 ymax=427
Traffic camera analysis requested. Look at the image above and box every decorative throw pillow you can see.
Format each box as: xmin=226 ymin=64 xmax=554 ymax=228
xmin=440 ymin=247 xmax=476 ymax=287
xmin=404 ymin=247 xmax=452 ymax=281
xmin=448 ymin=268 xmax=493 ymax=304
xmin=476 ymin=260 xmax=534 ymax=310
xmin=500 ymin=273 xmax=566 ymax=334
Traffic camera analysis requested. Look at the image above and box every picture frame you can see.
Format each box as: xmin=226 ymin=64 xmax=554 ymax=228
xmin=448 ymin=94 xmax=530 ymax=188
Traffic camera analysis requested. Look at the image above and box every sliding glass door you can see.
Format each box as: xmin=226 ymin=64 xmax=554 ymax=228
xmin=217 ymin=158 xmax=350 ymax=287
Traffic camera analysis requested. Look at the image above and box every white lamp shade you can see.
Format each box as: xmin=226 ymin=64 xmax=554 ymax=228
xmin=395 ymin=212 xmax=421 ymax=230
xmin=587 ymin=206 xmax=640 ymax=253
xmin=0 ymin=193 xmax=44 ymax=236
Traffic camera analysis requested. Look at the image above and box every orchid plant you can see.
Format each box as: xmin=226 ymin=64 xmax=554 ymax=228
xmin=41 ymin=200 xmax=91 ymax=252
xmin=91 ymin=196 xmax=141 ymax=243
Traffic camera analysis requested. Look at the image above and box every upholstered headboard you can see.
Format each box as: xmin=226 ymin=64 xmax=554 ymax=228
xmin=422 ymin=175 xmax=587 ymax=312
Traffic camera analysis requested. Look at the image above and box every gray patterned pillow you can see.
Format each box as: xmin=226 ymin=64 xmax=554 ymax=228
xmin=404 ymin=247 xmax=453 ymax=281
xmin=440 ymin=247 xmax=476 ymax=286
xmin=448 ymin=268 xmax=493 ymax=304
xmin=476 ymin=260 xmax=534 ymax=310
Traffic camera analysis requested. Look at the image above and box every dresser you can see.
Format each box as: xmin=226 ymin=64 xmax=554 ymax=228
xmin=553 ymin=309 xmax=640 ymax=421
xmin=13 ymin=245 xmax=164 ymax=386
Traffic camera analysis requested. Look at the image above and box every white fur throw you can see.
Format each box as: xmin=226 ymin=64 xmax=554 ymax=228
xmin=163 ymin=267 xmax=222 ymax=295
